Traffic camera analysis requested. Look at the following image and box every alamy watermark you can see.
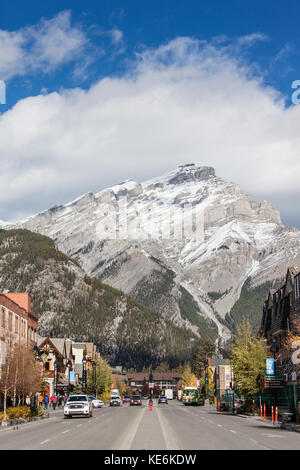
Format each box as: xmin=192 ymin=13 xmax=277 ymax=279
xmin=291 ymin=80 xmax=300 ymax=105
xmin=95 ymin=197 xmax=205 ymax=242
xmin=0 ymin=80 xmax=6 ymax=104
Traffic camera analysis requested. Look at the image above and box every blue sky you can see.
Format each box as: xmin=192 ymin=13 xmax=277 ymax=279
xmin=1 ymin=0 xmax=300 ymax=109
xmin=0 ymin=1 xmax=300 ymax=227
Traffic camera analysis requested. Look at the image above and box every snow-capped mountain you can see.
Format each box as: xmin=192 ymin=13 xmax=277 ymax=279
xmin=3 ymin=164 xmax=300 ymax=342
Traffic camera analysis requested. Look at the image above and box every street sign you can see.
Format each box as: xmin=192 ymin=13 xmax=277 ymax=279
xmin=266 ymin=358 xmax=275 ymax=375
xmin=264 ymin=375 xmax=285 ymax=388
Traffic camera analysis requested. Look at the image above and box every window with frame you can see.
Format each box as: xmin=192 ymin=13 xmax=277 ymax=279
xmin=15 ymin=315 xmax=19 ymax=333
xmin=8 ymin=312 xmax=12 ymax=331
xmin=1 ymin=308 xmax=5 ymax=328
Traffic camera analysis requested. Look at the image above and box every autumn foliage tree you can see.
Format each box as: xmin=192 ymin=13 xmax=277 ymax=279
xmin=0 ymin=342 xmax=41 ymax=419
xmin=230 ymin=320 xmax=270 ymax=399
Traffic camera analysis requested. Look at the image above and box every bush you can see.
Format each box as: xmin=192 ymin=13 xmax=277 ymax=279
xmin=7 ymin=406 xmax=31 ymax=420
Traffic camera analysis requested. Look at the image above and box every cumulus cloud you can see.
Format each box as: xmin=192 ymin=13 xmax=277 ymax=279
xmin=0 ymin=35 xmax=299 ymax=228
xmin=0 ymin=10 xmax=88 ymax=80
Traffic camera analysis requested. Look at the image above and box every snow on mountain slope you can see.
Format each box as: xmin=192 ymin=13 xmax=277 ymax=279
xmin=2 ymin=163 xmax=299 ymax=342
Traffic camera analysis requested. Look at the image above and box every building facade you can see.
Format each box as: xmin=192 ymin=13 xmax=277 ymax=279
xmin=0 ymin=293 xmax=38 ymax=365
xmin=126 ymin=372 xmax=182 ymax=393
xmin=261 ymin=267 xmax=300 ymax=418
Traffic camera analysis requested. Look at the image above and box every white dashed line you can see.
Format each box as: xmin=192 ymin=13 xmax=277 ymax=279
xmin=40 ymin=439 xmax=49 ymax=445
xmin=62 ymin=430 xmax=69 ymax=434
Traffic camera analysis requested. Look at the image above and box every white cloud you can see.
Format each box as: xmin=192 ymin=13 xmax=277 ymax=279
xmin=0 ymin=35 xmax=300 ymax=228
xmin=0 ymin=10 xmax=88 ymax=80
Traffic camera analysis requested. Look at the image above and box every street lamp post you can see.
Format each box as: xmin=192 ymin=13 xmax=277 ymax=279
xmin=82 ymin=355 xmax=87 ymax=394
xmin=66 ymin=359 xmax=72 ymax=397
xmin=92 ymin=361 xmax=97 ymax=397
xmin=54 ymin=359 xmax=58 ymax=396
xmin=149 ymin=369 xmax=154 ymax=403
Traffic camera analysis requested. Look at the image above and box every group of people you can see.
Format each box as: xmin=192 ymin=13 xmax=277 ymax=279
xmin=36 ymin=392 xmax=67 ymax=410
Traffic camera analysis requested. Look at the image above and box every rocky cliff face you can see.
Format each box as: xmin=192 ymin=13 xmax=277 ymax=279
xmin=3 ymin=164 xmax=300 ymax=341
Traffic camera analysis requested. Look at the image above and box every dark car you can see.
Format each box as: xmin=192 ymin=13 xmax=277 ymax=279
xmin=122 ymin=395 xmax=131 ymax=403
xmin=130 ymin=395 xmax=142 ymax=406
xmin=158 ymin=395 xmax=168 ymax=404
xmin=142 ymin=394 xmax=150 ymax=400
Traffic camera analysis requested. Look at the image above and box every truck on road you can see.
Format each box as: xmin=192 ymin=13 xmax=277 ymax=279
xmin=165 ymin=389 xmax=173 ymax=400
xmin=182 ymin=387 xmax=204 ymax=406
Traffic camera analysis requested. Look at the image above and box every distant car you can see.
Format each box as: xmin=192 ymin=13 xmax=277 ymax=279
xmin=88 ymin=396 xmax=104 ymax=408
xmin=110 ymin=396 xmax=122 ymax=407
xmin=158 ymin=396 xmax=168 ymax=404
xmin=142 ymin=394 xmax=150 ymax=400
xmin=64 ymin=394 xmax=93 ymax=418
xmin=122 ymin=395 xmax=131 ymax=403
xmin=130 ymin=395 xmax=142 ymax=406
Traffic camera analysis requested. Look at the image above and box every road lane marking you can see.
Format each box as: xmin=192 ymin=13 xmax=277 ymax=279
xmin=229 ymin=430 xmax=236 ymax=434
xmin=62 ymin=430 xmax=69 ymax=434
xmin=249 ymin=438 xmax=271 ymax=450
xmin=40 ymin=439 xmax=50 ymax=445
xmin=117 ymin=407 xmax=146 ymax=450
xmin=156 ymin=407 xmax=181 ymax=450
xmin=217 ymin=424 xmax=222 ymax=427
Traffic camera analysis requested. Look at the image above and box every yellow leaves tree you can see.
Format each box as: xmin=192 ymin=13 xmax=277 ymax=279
xmin=181 ymin=364 xmax=198 ymax=388
xmin=231 ymin=320 xmax=269 ymax=398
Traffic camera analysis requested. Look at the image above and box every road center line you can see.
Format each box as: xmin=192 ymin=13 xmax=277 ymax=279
xmin=40 ymin=439 xmax=50 ymax=445
xmin=117 ymin=407 xmax=146 ymax=450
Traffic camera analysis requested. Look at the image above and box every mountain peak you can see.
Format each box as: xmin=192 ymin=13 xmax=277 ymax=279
xmin=167 ymin=164 xmax=215 ymax=185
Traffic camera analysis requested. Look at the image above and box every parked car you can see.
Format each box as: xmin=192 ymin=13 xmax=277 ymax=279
xmin=64 ymin=395 xmax=93 ymax=418
xmin=122 ymin=395 xmax=131 ymax=403
xmin=142 ymin=394 xmax=150 ymax=400
xmin=130 ymin=395 xmax=142 ymax=406
xmin=88 ymin=396 xmax=104 ymax=408
xmin=158 ymin=396 xmax=168 ymax=404
xmin=110 ymin=396 xmax=122 ymax=407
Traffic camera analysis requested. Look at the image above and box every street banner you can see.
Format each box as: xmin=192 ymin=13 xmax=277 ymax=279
xmin=69 ymin=371 xmax=76 ymax=384
xmin=266 ymin=358 xmax=275 ymax=375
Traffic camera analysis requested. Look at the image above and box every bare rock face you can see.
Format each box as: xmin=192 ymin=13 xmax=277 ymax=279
xmin=3 ymin=164 xmax=300 ymax=343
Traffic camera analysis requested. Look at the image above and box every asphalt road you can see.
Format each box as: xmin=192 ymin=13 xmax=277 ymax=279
xmin=0 ymin=400 xmax=299 ymax=450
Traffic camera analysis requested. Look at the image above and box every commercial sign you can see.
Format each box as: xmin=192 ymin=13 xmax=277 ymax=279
xmin=266 ymin=358 xmax=275 ymax=375
xmin=264 ymin=375 xmax=285 ymax=389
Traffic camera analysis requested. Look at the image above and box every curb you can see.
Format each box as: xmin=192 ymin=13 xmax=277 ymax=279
xmin=280 ymin=423 xmax=300 ymax=433
xmin=0 ymin=413 xmax=49 ymax=431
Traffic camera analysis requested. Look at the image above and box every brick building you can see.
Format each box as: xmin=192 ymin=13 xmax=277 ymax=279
xmin=0 ymin=292 xmax=38 ymax=364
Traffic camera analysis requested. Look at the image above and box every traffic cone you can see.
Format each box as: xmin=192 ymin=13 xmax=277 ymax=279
xmin=149 ymin=400 xmax=153 ymax=411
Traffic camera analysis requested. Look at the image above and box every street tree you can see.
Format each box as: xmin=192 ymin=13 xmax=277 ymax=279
xmin=88 ymin=359 xmax=112 ymax=401
xmin=192 ymin=340 xmax=215 ymax=377
xmin=230 ymin=320 xmax=270 ymax=399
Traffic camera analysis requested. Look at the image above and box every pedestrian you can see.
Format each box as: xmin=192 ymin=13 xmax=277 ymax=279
xmin=43 ymin=393 xmax=49 ymax=410
xmin=38 ymin=393 xmax=43 ymax=407
xmin=52 ymin=395 xmax=58 ymax=410
xmin=25 ymin=395 xmax=30 ymax=406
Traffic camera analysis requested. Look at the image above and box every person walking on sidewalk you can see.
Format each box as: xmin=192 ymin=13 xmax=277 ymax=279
xmin=38 ymin=394 xmax=43 ymax=407
xmin=43 ymin=393 xmax=49 ymax=410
